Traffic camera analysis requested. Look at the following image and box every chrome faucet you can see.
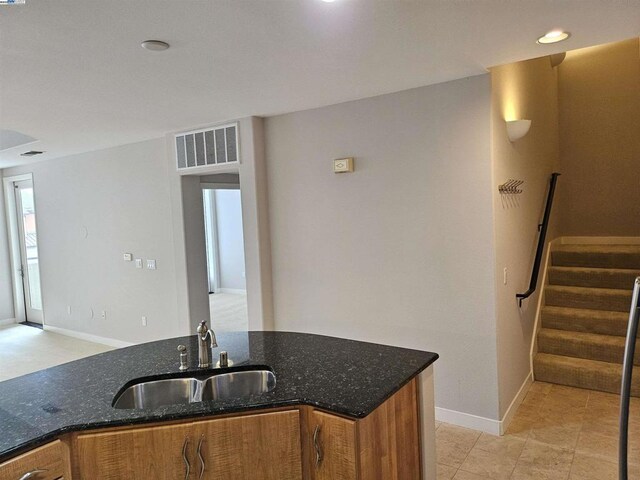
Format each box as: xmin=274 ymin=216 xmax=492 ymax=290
xmin=196 ymin=320 xmax=218 ymax=368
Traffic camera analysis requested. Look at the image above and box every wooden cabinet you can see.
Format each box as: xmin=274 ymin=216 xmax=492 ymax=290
xmin=302 ymin=379 xmax=421 ymax=480
xmin=73 ymin=410 xmax=301 ymax=480
xmin=74 ymin=422 xmax=191 ymax=479
xmin=9 ymin=378 xmax=423 ymax=480
xmin=0 ymin=440 xmax=71 ymax=480
xmin=309 ymin=411 xmax=357 ymax=480
xmin=196 ymin=410 xmax=302 ymax=480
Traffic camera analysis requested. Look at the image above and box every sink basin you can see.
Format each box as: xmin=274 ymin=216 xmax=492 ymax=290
xmin=201 ymin=369 xmax=276 ymax=401
xmin=113 ymin=370 xmax=276 ymax=410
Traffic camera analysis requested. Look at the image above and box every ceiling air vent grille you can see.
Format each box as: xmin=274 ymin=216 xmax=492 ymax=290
xmin=175 ymin=123 xmax=239 ymax=171
xmin=20 ymin=150 xmax=44 ymax=157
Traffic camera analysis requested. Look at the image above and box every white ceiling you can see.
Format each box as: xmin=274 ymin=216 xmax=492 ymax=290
xmin=1 ymin=0 xmax=638 ymax=168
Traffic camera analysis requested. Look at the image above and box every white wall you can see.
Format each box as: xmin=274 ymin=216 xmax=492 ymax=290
xmin=215 ymin=189 xmax=246 ymax=291
xmin=2 ymin=139 xmax=183 ymax=343
xmin=0 ymin=174 xmax=15 ymax=321
xmin=490 ymin=56 xmax=560 ymax=419
xmin=265 ymin=75 xmax=500 ymax=420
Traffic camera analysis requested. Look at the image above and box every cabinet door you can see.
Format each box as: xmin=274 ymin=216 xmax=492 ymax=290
xmin=75 ymin=423 xmax=192 ymax=480
xmin=0 ymin=440 xmax=67 ymax=480
xmin=310 ymin=411 xmax=357 ymax=480
xmin=195 ymin=410 xmax=302 ymax=480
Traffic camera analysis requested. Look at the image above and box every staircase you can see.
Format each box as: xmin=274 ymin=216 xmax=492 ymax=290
xmin=533 ymin=244 xmax=640 ymax=395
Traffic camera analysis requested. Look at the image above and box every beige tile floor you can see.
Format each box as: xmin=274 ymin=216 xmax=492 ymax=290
xmin=209 ymin=292 xmax=248 ymax=331
xmin=437 ymin=382 xmax=640 ymax=480
xmin=0 ymin=324 xmax=113 ymax=382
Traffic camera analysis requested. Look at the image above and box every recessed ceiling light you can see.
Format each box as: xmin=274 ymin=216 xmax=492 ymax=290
xmin=321 ymin=0 xmax=336 ymax=3
xmin=537 ymin=30 xmax=571 ymax=44
xmin=141 ymin=40 xmax=170 ymax=51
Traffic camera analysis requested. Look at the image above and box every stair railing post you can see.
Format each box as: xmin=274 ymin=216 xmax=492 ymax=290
xmin=619 ymin=277 xmax=640 ymax=480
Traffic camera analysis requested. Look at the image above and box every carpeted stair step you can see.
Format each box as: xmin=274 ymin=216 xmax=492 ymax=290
xmin=545 ymin=285 xmax=632 ymax=312
xmin=533 ymin=353 xmax=640 ymax=396
xmin=548 ymin=266 xmax=640 ymax=290
xmin=538 ymin=328 xmax=640 ymax=365
xmin=541 ymin=306 xmax=630 ymax=337
xmin=552 ymin=244 xmax=640 ymax=269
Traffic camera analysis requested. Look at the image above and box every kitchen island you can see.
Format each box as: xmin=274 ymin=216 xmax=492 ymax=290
xmin=0 ymin=331 xmax=438 ymax=479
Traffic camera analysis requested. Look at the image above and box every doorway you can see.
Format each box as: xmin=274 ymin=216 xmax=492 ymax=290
xmin=202 ymin=175 xmax=248 ymax=331
xmin=3 ymin=175 xmax=44 ymax=325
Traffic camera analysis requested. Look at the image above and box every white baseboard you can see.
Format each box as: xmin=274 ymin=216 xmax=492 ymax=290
xmin=560 ymin=236 xmax=640 ymax=245
xmin=435 ymin=407 xmax=501 ymax=435
xmin=216 ymin=288 xmax=247 ymax=295
xmin=43 ymin=325 xmax=135 ymax=348
xmin=435 ymin=372 xmax=533 ymax=436
xmin=0 ymin=318 xmax=16 ymax=326
xmin=499 ymin=372 xmax=533 ymax=435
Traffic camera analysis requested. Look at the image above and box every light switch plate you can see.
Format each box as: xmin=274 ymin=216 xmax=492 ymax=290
xmin=135 ymin=259 xmax=143 ymax=269
xmin=333 ymin=157 xmax=354 ymax=173
xmin=146 ymin=259 xmax=157 ymax=270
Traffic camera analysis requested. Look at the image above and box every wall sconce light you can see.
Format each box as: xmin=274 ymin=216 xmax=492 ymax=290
xmin=506 ymin=120 xmax=532 ymax=142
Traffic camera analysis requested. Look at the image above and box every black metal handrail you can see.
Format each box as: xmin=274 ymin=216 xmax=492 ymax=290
xmin=516 ymin=172 xmax=561 ymax=307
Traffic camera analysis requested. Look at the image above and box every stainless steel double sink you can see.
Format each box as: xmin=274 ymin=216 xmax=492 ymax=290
xmin=113 ymin=369 xmax=276 ymax=410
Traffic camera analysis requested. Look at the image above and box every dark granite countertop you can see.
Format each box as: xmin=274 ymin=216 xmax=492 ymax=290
xmin=0 ymin=331 xmax=437 ymax=462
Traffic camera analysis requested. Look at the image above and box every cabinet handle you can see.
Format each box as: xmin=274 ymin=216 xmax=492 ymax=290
xmin=182 ymin=437 xmax=190 ymax=480
xmin=18 ymin=470 xmax=48 ymax=480
xmin=197 ymin=434 xmax=206 ymax=480
xmin=313 ymin=425 xmax=323 ymax=468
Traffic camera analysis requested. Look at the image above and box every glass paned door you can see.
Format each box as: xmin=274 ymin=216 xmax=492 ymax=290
xmin=14 ymin=179 xmax=43 ymax=323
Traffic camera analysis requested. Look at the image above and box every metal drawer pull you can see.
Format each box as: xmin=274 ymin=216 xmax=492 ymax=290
xmin=182 ymin=437 xmax=190 ymax=480
xmin=197 ymin=435 xmax=206 ymax=480
xmin=313 ymin=425 xmax=323 ymax=468
xmin=19 ymin=470 xmax=48 ymax=480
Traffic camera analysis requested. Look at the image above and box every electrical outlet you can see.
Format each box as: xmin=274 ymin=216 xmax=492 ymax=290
xmin=135 ymin=258 xmax=143 ymax=269
xmin=101 ymin=310 xmax=107 ymax=320
xmin=123 ymin=253 xmax=133 ymax=262
xmin=141 ymin=316 xmax=147 ymax=327
xmin=67 ymin=305 xmax=72 ymax=315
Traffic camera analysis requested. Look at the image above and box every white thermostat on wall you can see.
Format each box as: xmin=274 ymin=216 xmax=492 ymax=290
xmin=333 ymin=157 xmax=354 ymax=173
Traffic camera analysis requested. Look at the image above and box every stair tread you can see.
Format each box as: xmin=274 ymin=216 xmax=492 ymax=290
xmin=537 ymin=327 xmax=638 ymax=365
xmin=552 ymin=245 xmax=640 ymax=269
xmin=549 ymin=265 xmax=640 ymax=273
xmin=535 ymin=352 xmax=622 ymax=371
xmin=541 ymin=306 xmax=630 ymax=336
xmin=533 ymin=352 xmax=640 ymax=396
xmin=553 ymin=244 xmax=640 ymax=254
xmin=548 ymin=266 xmax=640 ymax=289
xmin=539 ymin=327 xmax=626 ymax=346
xmin=546 ymin=285 xmax=632 ymax=295
xmin=542 ymin=305 xmax=629 ymax=320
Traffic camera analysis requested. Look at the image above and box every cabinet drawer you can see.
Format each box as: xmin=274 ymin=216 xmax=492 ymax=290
xmin=0 ymin=440 xmax=66 ymax=480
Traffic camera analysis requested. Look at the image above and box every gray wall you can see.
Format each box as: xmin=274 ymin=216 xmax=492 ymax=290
xmin=0 ymin=176 xmax=14 ymax=321
xmin=215 ymin=189 xmax=246 ymax=291
xmin=265 ymin=75 xmax=500 ymax=420
xmin=3 ymin=139 xmax=182 ymax=343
